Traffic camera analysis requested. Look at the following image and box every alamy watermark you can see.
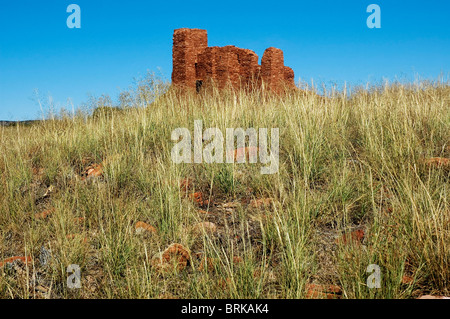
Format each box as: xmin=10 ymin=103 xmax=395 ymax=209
xmin=67 ymin=264 xmax=81 ymax=289
xmin=171 ymin=120 xmax=279 ymax=174
xmin=366 ymin=4 xmax=381 ymax=29
xmin=366 ymin=264 xmax=381 ymax=288
xmin=67 ymin=4 xmax=81 ymax=29
xmin=65 ymin=5 xmax=380 ymax=30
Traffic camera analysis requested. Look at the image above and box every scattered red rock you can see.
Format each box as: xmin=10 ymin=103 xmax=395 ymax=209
xmin=189 ymin=192 xmax=210 ymax=206
xmin=401 ymin=275 xmax=414 ymax=284
xmin=0 ymin=256 xmax=32 ymax=268
xmin=80 ymin=162 xmax=103 ymax=181
xmin=336 ymin=229 xmax=365 ymax=245
xmin=135 ymin=221 xmax=157 ymax=235
xmin=305 ymin=283 xmax=342 ymax=299
xmin=86 ymin=163 xmax=103 ymax=178
xmin=422 ymin=157 xmax=450 ymax=169
xmin=189 ymin=192 xmax=203 ymax=203
xmin=151 ymin=243 xmax=190 ymax=273
xmin=34 ymin=208 xmax=55 ymax=220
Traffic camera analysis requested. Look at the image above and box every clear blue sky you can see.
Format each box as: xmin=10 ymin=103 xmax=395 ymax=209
xmin=1 ymin=0 xmax=449 ymax=120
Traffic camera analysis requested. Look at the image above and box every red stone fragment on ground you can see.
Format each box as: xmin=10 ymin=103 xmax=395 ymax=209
xmin=423 ymin=157 xmax=450 ymax=169
xmin=86 ymin=163 xmax=103 ymax=178
xmin=189 ymin=192 xmax=202 ymax=203
xmin=135 ymin=221 xmax=157 ymax=235
xmin=401 ymin=275 xmax=414 ymax=284
xmin=306 ymin=283 xmax=342 ymax=294
xmin=0 ymin=256 xmax=32 ymax=267
xmin=151 ymin=243 xmax=190 ymax=273
xmin=336 ymin=229 xmax=365 ymax=245
xmin=305 ymin=283 xmax=342 ymax=299
xmin=189 ymin=192 xmax=210 ymax=206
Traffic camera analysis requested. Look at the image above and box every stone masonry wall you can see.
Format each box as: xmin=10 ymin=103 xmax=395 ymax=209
xmin=172 ymin=28 xmax=295 ymax=92
xmin=196 ymin=46 xmax=260 ymax=90
xmin=172 ymin=28 xmax=208 ymax=89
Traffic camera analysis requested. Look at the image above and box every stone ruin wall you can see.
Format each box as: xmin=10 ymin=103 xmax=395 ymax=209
xmin=171 ymin=28 xmax=295 ymax=92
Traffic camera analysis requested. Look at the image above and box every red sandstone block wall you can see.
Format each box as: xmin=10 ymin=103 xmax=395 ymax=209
xmin=172 ymin=28 xmax=208 ymax=89
xmin=172 ymin=28 xmax=295 ymax=92
xmin=197 ymin=46 xmax=260 ymax=89
xmin=261 ymin=47 xmax=295 ymax=92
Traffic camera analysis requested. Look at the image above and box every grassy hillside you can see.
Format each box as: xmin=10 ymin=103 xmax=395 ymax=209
xmin=0 ymin=78 xmax=449 ymax=299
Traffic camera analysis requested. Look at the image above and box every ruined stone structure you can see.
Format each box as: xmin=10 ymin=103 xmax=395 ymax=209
xmin=171 ymin=28 xmax=295 ymax=92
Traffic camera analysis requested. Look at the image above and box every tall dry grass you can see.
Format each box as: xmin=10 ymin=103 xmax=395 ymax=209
xmin=0 ymin=76 xmax=448 ymax=298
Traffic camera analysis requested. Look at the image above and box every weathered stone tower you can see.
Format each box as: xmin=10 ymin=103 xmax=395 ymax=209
xmin=171 ymin=28 xmax=295 ymax=92
xmin=171 ymin=28 xmax=208 ymax=89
